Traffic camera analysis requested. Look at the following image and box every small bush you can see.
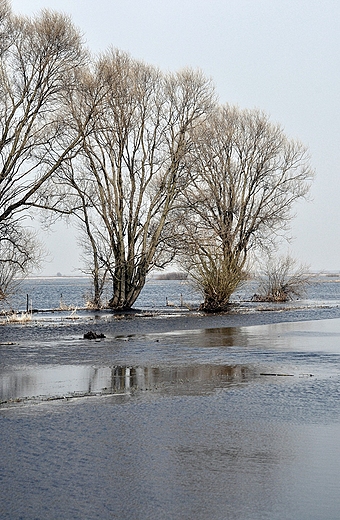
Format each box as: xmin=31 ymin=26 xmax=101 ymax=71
xmin=253 ymin=255 xmax=310 ymax=302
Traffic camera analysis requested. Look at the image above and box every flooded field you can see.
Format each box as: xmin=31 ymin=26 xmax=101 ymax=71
xmin=1 ymin=279 xmax=340 ymax=519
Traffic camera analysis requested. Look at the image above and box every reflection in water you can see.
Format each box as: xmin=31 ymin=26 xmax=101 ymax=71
xmin=158 ymin=326 xmax=249 ymax=349
xmin=203 ymin=326 xmax=249 ymax=347
xmin=0 ymin=363 xmax=254 ymax=403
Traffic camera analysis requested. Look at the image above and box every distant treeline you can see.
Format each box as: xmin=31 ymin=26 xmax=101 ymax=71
xmin=153 ymin=272 xmax=188 ymax=281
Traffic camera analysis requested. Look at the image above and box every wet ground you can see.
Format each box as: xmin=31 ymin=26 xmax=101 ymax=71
xmin=1 ymin=304 xmax=340 ymax=519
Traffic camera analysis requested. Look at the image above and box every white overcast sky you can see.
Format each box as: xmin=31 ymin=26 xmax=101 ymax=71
xmin=10 ymin=0 xmax=340 ymax=274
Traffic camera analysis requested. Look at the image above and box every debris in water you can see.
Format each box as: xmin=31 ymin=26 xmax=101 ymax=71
xmin=83 ymin=331 xmax=106 ymax=340
xmin=260 ymin=373 xmax=294 ymax=377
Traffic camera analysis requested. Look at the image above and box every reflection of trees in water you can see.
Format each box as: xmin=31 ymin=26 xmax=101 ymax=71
xmin=1 ymin=362 xmax=255 ymax=402
xmin=110 ymin=366 xmax=136 ymax=392
xmin=106 ymin=364 xmax=253 ymax=396
xmin=0 ymin=372 xmax=37 ymax=401
xmin=201 ymin=327 xmax=249 ymax=348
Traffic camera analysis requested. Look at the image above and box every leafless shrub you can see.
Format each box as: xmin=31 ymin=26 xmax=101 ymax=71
xmin=253 ymin=255 xmax=310 ymax=302
xmin=6 ymin=310 xmax=32 ymax=323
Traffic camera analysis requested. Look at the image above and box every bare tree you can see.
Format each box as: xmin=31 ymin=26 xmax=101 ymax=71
xmin=0 ymin=223 xmax=43 ymax=302
xmin=57 ymin=50 xmax=215 ymax=310
xmin=176 ymin=104 xmax=314 ymax=311
xmin=253 ymin=254 xmax=310 ymax=302
xmin=0 ymin=7 xmax=88 ymax=240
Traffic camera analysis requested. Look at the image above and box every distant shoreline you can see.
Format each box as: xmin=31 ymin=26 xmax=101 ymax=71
xmin=25 ymin=271 xmax=340 ymax=281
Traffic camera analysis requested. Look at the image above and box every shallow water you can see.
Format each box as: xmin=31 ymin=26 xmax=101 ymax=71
xmin=1 ymin=315 xmax=340 ymax=519
xmin=2 ymin=318 xmax=340 ymax=404
xmin=2 ymin=395 xmax=340 ymax=520
xmin=5 ymin=274 xmax=340 ymax=313
xmin=5 ymin=277 xmax=202 ymax=311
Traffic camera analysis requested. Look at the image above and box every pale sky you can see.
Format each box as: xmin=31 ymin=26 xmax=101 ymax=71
xmin=11 ymin=0 xmax=340 ymax=274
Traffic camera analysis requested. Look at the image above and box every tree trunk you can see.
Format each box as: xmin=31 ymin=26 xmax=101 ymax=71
xmin=108 ymin=259 xmax=148 ymax=310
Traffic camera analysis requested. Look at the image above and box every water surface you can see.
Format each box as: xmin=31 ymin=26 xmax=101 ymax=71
xmin=1 ymin=318 xmax=340 ymax=519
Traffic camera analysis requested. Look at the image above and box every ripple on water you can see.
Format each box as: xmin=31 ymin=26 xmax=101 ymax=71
xmin=1 ymin=317 xmax=340 ymax=519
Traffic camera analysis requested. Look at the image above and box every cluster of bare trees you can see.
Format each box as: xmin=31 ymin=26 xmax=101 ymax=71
xmin=0 ymin=1 xmax=314 ymax=310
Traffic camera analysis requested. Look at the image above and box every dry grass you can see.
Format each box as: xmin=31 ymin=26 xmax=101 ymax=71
xmin=6 ymin=311 xmax=32 ymax=323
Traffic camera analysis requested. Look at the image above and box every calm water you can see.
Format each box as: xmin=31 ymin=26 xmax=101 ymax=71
xmin=1 ymin=278 xmax=340 ymax=519
xmin=3 ymin=276 xmax=202 ymax=311
xmin=4 ymin=273 xmax=340 ymax=312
